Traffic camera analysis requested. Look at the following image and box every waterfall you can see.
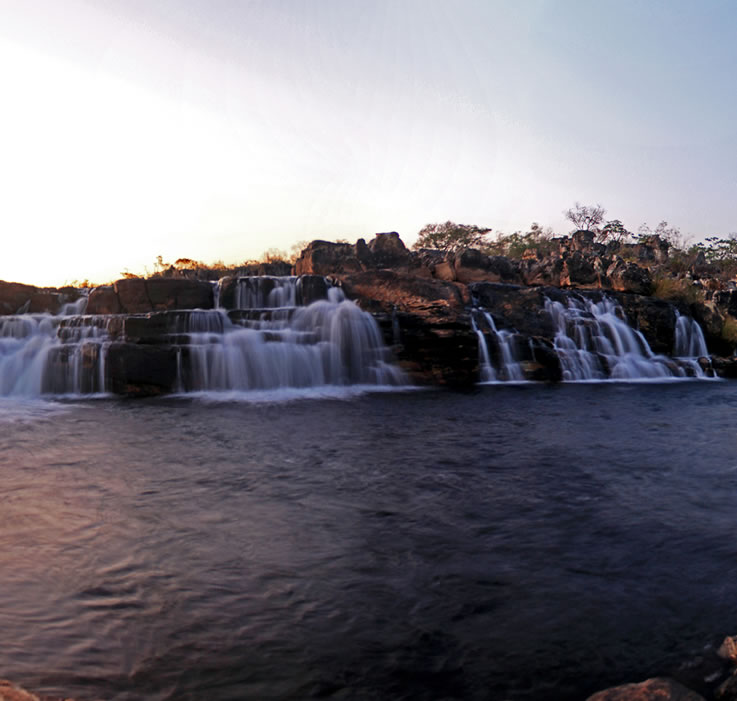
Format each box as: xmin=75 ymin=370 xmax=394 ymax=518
xmin=178 ymin=282 xmax=406 ymax=392
xmin=0 ymin=275 xmax=407 ymax=398
xmin=545 ymin=296 xmax=700 ymax=381
xmin=0 ymin=314 xmax=112 ymax=397
xmin=674 ymin=311 xmax=708 ymax=358
xmin=472 ymin=309 xmax=526 ymax=383
xmin=673 ymin=310 xmax=709 ymax=378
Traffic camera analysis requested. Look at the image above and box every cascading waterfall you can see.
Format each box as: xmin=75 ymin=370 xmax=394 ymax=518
xmin=472 ymin=309 xmax=527 ymax=383
xmin=179 ymin=279 xmax=406 ymax=392
xmin=0 ymin=313 xmax=111 ymax=396
xmin=545 ymin=296 xmax=707 ymax=381
xmin=0 ymin=276 xmax=406 ymax=398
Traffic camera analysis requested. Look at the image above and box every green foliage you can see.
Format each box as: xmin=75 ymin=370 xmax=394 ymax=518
xmin=483 ymin=223 xmax=557 ymax=259
xmin=413 ymin=221 xmax=492 ymax=253
xmin=721 ymin=316 xmax=737 ymax=346
xmin=599 ymin=219 xmax=633 ymax=243
xmin=652 ymin=275 xmax=704 ymax=304
xmin=693 ymin=234 xmax=737 ymax=263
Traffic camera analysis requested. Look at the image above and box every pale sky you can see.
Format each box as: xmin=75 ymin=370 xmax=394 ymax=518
xmin=1 ymin=0 xmax=736 ymax=286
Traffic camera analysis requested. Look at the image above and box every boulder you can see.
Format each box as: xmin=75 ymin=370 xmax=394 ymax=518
xmin=586 ymin=677 xmax=705 ymax=701
xmin=86 ymin=286 xmax=122 ymax=315
xmin=367 ymin=231 xmax=412 ymax=269
xmin=561 ymin=251 xmax=599 ymax=287
xmin=294 ymin=240 xmax=364 ymax=275
xmin=453 ymin=249 xmax=522 ymax=284
xmin=608 ymin=260 xmax=654 ymax=295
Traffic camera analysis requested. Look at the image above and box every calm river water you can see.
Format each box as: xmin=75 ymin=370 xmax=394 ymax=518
xmin=1 ymin=382 xmax=736 ymax=700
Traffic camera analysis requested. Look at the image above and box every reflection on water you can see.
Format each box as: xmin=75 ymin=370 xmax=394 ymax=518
xmin=1 ymin=384 xmax=737 ymax=700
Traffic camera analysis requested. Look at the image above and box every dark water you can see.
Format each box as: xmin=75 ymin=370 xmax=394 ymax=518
xmin=2 ymin=383 xmax=737 ymax=700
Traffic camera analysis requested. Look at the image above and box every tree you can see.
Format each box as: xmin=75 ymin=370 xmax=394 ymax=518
xmin=564 ymin=203 xmax=606 ymax=233
xmin=599 ymin=219 xmax=632 ymax=243
xmin=638 ymin=220 xmax=685 ymax=249
xmin=412 ymin=221 xmax=492 ymax=253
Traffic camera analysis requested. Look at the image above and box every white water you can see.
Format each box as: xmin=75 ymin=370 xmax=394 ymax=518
xmin=180 ymin=282 xmax=406 ymax=391
xmin=0 ymin=314 xmax=111 ymax=396
xmin=545 ymin=296 xmax=710 ymax=381
xmin=0 ymin=276 xmax=407 ymax=398
xmin=673 ymin=310 xmax=710 ymax=378
xmin=473 ymin=310 xmax=527 ymax=383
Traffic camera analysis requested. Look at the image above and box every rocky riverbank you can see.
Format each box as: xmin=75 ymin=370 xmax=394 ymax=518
xmin=3 ymin=230 xmax=737 ymax=395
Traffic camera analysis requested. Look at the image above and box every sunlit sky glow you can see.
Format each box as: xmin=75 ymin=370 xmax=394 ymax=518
xmin=1 ymin=0 xmax=736 ymax=286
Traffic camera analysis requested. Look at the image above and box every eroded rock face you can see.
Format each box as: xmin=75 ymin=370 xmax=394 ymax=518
xmin=339 ymin=270 xmax=468 ymax=317
xmin=586 ymin=677 xmax=705 ymax=700
xmin=111 ymin=278 xmax=214 ymax=314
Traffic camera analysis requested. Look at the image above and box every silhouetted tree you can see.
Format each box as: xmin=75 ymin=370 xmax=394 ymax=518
xmin=599 ymin=219 xmax=632 ymax=243
xmin=413 ymin=221 xmax=492 ymax=253
xmin=564 ymin=203 xmax=606 ymax=233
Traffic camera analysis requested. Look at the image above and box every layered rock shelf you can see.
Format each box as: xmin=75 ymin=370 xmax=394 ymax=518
xmin=3 ymin=230 xmax=737 ymax=396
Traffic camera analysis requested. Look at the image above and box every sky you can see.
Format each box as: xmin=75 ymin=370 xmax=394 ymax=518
xmin=1 ymin=0 xmax=736 ymax=286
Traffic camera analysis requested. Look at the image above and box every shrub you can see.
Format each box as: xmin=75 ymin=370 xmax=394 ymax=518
xmin=652 ymin=275 xmax=704 ymax=305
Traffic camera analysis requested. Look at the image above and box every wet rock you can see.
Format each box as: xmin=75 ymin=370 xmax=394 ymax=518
xmin=585 ymin=676 xmax=705 ymax=700
xmin=106 ymin=342 xmax=178 ymax=396
xmin=374 ymin=310 xmax=478 ymax=388
xmin=298 ymin=275 xmax=331 ymax=305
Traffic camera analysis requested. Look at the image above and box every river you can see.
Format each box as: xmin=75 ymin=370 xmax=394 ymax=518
xmin=1 ymin=382 xmax=736 ymax=700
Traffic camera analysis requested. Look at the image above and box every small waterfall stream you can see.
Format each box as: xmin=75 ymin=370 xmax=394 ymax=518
xmin=472 ymin=309 xmax=527 ymax=383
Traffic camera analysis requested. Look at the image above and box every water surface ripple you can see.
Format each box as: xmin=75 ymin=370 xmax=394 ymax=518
xmin=1 ymin=384 xmax=737 ymax=700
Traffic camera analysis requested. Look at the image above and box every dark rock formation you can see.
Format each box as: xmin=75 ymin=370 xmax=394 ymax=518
xmin=113 ymin=278 xmax=213 ymax=314
xmin=106 ymin=343 xmax=178 ymax=397
xmin=0 ymin=281 xmax=62 ymax=315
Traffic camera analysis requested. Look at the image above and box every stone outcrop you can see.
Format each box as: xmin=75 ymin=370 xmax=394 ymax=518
xmin=0 ymin=281 xmax=66 ymax=315
xmin=586 ymin=677 xmax=705 ymax=701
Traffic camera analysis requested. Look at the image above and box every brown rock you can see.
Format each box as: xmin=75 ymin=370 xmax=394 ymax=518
xmin=718 ymin=636 xmax=737 ymax=663
xmin=86 ymin=285 xmax=122 ymax=315
xmin=453 ymin=249 xmax=522 ymax=284
xmin=338 ymin=270 xmax=467 ymax=317
xmin=114 ymin=278 xmax=151 ymax=313
xmin=145 ymin=278 xmax=214 ymax=311
xmin=294 ymin=240 xmax=364 ymax=275
xmin=586 ymin=676 xmax=705 ymax=700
